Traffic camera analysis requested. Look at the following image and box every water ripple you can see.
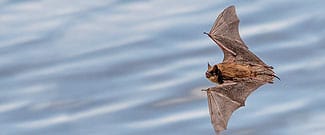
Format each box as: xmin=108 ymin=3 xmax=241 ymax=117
xmin=17 ymin=99 xmax=146 ymax=129
xmin=1 ymin=0 xmax=325 ymax=135
xmin=0 ymin=101 xmax=29 ymax=113
xmin=128 ymin=109 xmax=207 ymax=128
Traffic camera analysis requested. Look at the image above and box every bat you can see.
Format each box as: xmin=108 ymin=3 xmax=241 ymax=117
xmin=202 ymin=5 xmax=279 ymax=135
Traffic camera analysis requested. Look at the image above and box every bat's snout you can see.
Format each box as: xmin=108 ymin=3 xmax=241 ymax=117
xmin=205 ymin=72 xmax=211 ymax=78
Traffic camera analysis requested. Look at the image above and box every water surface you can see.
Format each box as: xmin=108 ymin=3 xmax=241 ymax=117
xmin=1 ymin=0 xmax=325 ymax=135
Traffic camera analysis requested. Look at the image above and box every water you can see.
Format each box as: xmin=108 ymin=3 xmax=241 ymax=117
xmin=1 ymin=0 xmax=325 ymax=135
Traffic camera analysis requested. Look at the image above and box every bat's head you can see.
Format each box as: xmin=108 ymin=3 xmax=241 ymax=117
xmin=206 ymin=63 xmax=224 ymax=84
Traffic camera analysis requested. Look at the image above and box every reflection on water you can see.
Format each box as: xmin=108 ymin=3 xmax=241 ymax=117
xmin=1 ymin=0 xmax=325 ymax=135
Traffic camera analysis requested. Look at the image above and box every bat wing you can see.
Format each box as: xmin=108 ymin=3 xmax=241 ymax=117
xmin=205 ymin=79 xmax=265 ymax=133
xmin=207 ymin=6 xmax=268 ymax=66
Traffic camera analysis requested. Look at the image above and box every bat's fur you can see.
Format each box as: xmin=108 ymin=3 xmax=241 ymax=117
xmin=206 ymin=62 xmax=276 ymax=84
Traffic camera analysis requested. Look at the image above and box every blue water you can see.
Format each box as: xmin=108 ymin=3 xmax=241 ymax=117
xmin=1 ymin=0 xmax=325 ymax=135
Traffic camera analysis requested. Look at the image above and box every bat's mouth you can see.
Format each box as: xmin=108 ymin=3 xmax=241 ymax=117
xmin=205 ymin=72 xmax=211 ymax=78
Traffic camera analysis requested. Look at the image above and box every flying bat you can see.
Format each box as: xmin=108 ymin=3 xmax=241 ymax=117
xmin=202 ymin=5 xmax=279 ymax=135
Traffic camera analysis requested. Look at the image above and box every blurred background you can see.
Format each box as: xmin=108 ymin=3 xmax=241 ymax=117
xmin=1 ymin=0 xmax=325 ymax=135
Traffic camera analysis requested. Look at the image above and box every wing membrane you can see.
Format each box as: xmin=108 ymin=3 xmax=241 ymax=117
xmin=206 ymin=80 xmax=265 ymax=133
xmin=207 ymin=6 xmax=268 ymax=66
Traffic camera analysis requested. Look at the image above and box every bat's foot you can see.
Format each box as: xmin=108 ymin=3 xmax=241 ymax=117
xmin=255 ymin=71 xmax=280 ymax=81
xmin=273 ymin=74 xmax=281 ymax=80
xmin=265 ymin=65 xmax=274 ymax=69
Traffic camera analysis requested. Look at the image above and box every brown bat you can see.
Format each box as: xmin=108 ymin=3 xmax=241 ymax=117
xmin=202 ymin=5 xmax=279 ymax=134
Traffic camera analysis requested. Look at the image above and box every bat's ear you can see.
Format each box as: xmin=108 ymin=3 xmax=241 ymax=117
xmin=208 ymin=62 xmax=212 ymax=70
xmin=215 ymin=65 xmax=219 ymax=71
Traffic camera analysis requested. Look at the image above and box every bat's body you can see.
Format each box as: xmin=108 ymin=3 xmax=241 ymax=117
xmin=206 ymin=63 xmax=275 ymax=84
xmin=206 ymin=63 xmax=250 ymax=83
xmin=203 ymin=5 xmax=278 ymax=134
